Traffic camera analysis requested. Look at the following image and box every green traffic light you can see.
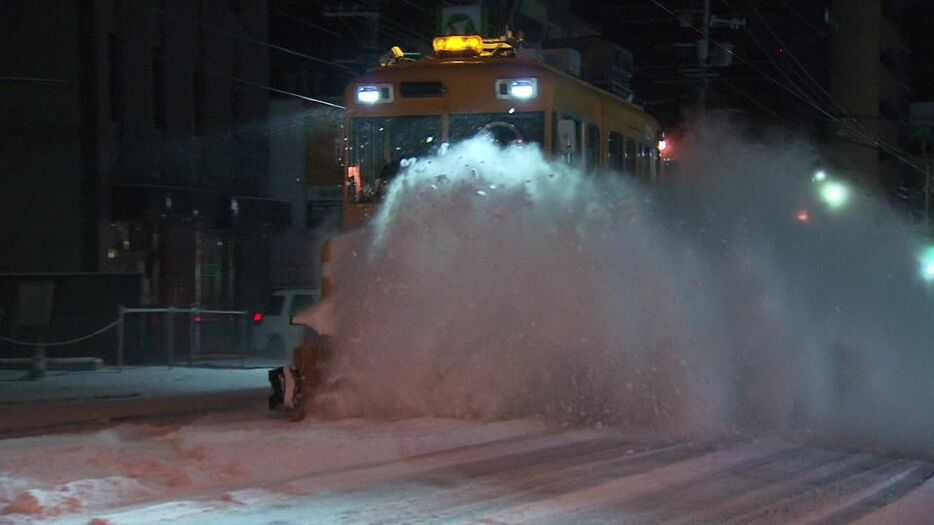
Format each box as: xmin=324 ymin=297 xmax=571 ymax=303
xmin=819 ymin=181 xmax=848 ymax=208
xmin=920 ymin=246 xmax=934 ymax=282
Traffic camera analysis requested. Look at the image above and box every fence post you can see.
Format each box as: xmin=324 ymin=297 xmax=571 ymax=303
xmin=190 ymin=307 xmax=202 ymax=366
xmin=166 ymin=306 xmax=175 ymax=368
xmin=239 ymin=313 xmax=247 ymax=369
xmin=117 ymin=305 xmax=125 ymax=371
xmin=138 ymin=308 xmax=146 ymax=365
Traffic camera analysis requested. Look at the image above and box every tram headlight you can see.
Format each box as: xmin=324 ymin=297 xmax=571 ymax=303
xmin=356 ymin=85 xmax=381 ymax=104
xmin=509 ymin=79 xmax=536 ymax=99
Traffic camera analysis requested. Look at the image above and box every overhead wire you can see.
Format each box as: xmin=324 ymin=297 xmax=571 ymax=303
xmin=139 ymin=27 xmax=346 ymax=110
xmin=647 ymin=0 xmax=834 ymax=113
xmin=720 ymin=77 xmax=810 ymax=129
xmin=745 ymin=4 xmax=925 ymax=175
xmin=140 ymin=0 xmax=355 ymax=74
xmin=750 ymin=5 xmax=848 ymax=117
xmin=738 ymin=12 xmax=825 ymax=113
xmin=397 ymin=0 xmax=429 ymax=13
xmin=647 ymin=0 xmax=927 ymax=176
xmin=378 ymin=11 xmax=434 ymax=48
xmin=777 ymin=0 xmax=829 ymax=36
xmin=272 ymin=8 xmax=342 ymax=37
xmin=0 ymin=76 xmax=70 ymax=85
xmin=220 ymin=73 xmax=345 ymax=109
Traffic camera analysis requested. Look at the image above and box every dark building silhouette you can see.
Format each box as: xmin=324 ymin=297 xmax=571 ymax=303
xmin=1 ymin=0 xmax=289 ymax=309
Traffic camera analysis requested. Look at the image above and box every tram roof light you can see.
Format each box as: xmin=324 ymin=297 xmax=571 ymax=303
xmin=433 ymin=35 xmax=483 ymax=55
xmin=356 ymin=85 xmax=380 ymax=104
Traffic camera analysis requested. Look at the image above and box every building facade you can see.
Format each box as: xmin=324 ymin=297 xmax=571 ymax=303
xmin=1 ymin=0 xmax=288 ymax=309
xmin=828 ymin=0 xmax=911 ymax=189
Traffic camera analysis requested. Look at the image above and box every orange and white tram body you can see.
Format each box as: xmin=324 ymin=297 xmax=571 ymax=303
xmin=340 ymin=36 xmax=664 ymax=230
xmin=270 ymin=36 xmax=664 ymax=414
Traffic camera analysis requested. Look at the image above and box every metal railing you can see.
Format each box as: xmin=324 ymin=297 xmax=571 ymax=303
xmin=117 ymin=307 xmax=250 ymax=369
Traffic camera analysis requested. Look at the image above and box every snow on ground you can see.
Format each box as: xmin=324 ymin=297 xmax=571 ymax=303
xmin=0 ymin=413 xmax=545 ymax=524
xmin=2 ymin=413 xmax=934 ymax=524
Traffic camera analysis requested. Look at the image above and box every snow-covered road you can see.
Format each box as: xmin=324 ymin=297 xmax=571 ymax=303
xmin=2 ymin=413 xmax=933 ymax=524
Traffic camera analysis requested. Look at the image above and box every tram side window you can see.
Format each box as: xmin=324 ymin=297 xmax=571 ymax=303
xmin=607 ymin=131 xmax=624 ymax=172
xmin=638 ymin=142 xmax=652 ymax=182
xmin=623 ymin=137 xmax=636 ymax=176
xmin=585 ymin=123 xmax=601 ymax=171
xmin=556 ymin=116 xmax=582 ymax=166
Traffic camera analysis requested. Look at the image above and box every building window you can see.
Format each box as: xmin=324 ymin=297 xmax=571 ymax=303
xmin=231 ymin=88 xmax=244 ymax=125
xmin=152 ymin=51 xmax=166 ymax=130
xmin=108 ymin=34 xmax=124 ymax=122
xmin=193 ymin=59 xmax=206 ymax=134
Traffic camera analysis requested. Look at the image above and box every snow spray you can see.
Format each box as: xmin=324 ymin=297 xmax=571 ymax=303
xmin=303 ymin=115 xmax=934 ymax=452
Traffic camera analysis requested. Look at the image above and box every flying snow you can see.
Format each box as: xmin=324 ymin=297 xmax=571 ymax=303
xmin=302 ymin=116 xmax=934 ymax=451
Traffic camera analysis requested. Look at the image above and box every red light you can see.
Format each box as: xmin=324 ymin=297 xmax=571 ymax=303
xmin=253 ymin=312 xmax=263 ymax=324
xmin=194 ymin=314 xmax=202 ymax=323
xmin=796 ymin=209 xmax=810 ymax=222
xmin=778 ymin=47 xmax=784 ymax=54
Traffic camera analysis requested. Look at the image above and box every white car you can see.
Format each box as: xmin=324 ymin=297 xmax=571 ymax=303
xmin=251 ymin=288 xmax=320 ymax=358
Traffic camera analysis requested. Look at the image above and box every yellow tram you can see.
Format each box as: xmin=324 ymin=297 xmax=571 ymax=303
xmin=269 ymin=35 xmax=664 ymax=414
xmin=339 ymin=34 xmax=664 ymax=230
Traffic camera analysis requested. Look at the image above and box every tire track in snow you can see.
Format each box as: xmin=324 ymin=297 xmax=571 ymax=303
xmin=53 ymin=427 xmax=934 ymax=525
xmin=333 ymin=440 xmax=713 ymax=524
xmin=726 ymin=456 xmax=931 ymax=524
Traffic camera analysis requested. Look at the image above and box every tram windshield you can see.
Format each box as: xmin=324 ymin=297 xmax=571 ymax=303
xmin=347 ymin=112 xmax=545 ymax=202
xmin=349 ymin=116 xmax=442 ymax=201
xmin=449 ymin=111 xmax=545 ymax=146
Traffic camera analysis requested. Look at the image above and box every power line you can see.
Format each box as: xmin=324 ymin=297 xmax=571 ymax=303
xmin=750 ymin=6 xmax=846 ymax=116
xmin=721 ymin=77 xmax=809 ymax=129
xmin=647 ymin=0 xmax=819 ymax=109
xmin=272 ymin=8 xmax=342 ymax=37
xmin=0 ymin=76 xmax=69 ymax=85
xmin=397 ymin=0 xmax=429 ymax=13
xmin=743 ymin=5 xmax=926 ymax=175
xmin=776 ymin=0 xmax=827 ymax=36
xmin=220 ymin=73 xmax=345 ymax=110
xmin=378 ymin=13 xmax=434 ymax=48
xmin=647 ymin=0 xmax=927 ymax=176
xmin=740 ymin=16 xmax=824 ymax=113
xmin=642 ymin=90 xmax=700 ymax=105
xmin=141 ymin=1 xmax=355 ymax=74
xmin=151 ymin=46 xmax=346 ymax=110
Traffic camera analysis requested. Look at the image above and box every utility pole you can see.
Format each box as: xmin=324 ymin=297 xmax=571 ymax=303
xmin=925 ymin=138 xmax=931 ymax=228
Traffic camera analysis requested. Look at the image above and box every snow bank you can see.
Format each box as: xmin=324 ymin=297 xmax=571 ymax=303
xmin=1 ymin=477 xmax=150 ymax=517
